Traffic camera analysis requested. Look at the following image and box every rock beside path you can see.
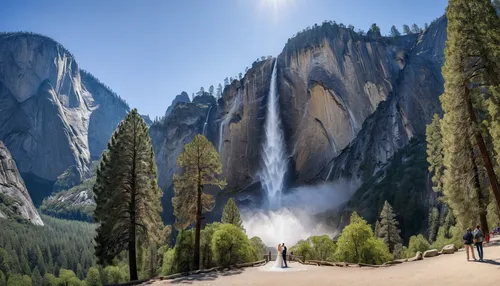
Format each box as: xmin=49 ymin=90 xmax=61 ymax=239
xmin=441 ymin=244 xmax=457 ymax=254
xmin=423 ymin=249 xmax=439 ymax=258
xmin=408 ymin=251 xmax=423 ymax=262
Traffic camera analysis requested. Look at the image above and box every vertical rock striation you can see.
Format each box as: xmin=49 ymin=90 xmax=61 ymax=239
xmin=0 ymin=140 xmax=43 ymax=225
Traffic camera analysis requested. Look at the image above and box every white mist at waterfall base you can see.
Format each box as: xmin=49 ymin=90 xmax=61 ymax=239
xmin=242 ymin=182 xmax=356 ymax=247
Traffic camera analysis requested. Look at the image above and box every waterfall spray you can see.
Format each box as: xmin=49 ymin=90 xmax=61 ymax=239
xmin=259 ymin=60 xmax=287 ymax=208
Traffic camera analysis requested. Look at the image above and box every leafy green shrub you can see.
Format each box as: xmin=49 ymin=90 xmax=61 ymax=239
xmin=249 ymin=237 xmax=267 ymax=261
xmin=290 ymin=240 xmax=312 ymax=261
xmin=405 ymin=234 xmax=430 ymax=258
xmin=334 ymin=212 xmax=392 ymax=265
xmin=6 ymin=274 xmax=31 ymax=286
xmin=160 ymin=249 xmax=175 ymax=276
xmin=200 ymin=223 xmax=221 ymax=269
xmin=42 ymin=274 xmax=57 ymax=286
xmin=211 ymin=224 xmax=253 ymax=267
xmin=0 ymin=270 xmax=5 ymax=286
xmin=430 ymin=225 xmax=463 ymax=250
xmin=172 ymin=230 xmax=195 ymax=273
xmin=102 ymin=266 xmax=127 ymax=284
xmin=308 ymin=235 xmax=336 ymax=261
xmin=84 ymin=267 xmax=101 ymax=286
xmin=66 ymin=277 xmax=82 ymax=286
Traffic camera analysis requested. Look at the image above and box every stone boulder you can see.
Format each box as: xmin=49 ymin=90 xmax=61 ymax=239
xmin=423 ymin=249 xmax=439 ymax=258
xmin=408 ymin=251 xmax=423 ymax=262
xmin=441 ymin=244 xmax=457 ymax=254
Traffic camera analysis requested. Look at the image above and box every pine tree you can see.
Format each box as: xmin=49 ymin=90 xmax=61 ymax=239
xmin=31 ymin=267 xmax=42 ymax=286
xmin=76 ymin=264 xmax=84 ymax=280
xmin=428 ymin=207 xmax=439 ymax=242
xmin=411 ymin=23 xmax=421 ymax=34
xmin=390 ymin=25 xmax=401 ymax=37
xmin=93 ymin=109 xmax=164 ymax=281
xmin=221 ymin=198 xmax=244 ymax=230
xmin=208 ymin=85 xmax=214 ymax=97
xmin=374 ymin=220 xmax=380 ymax=237
xmin=216 ymin=84 xmax=223 ymax=99
xmin=172 ymin=134 xmax=226 ymax=270
xmin=442 ymin=0 xmax=500 ymax=212
xmin=402 ymin=24 xmax=412 ymax=35
xmin=367 ymin=23 xmax=381 ymax=38
xmin=426 ymin=114 xmax=444 ymax=194
xmin=376 ymin=201 xmax=402 ymax=253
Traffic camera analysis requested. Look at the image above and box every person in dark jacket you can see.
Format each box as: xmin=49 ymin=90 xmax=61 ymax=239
xmin=463 ymin=228 xmax=476 ymax=261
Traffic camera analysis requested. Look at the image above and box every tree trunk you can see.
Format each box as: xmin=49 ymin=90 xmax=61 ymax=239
xmin=464 ymin=86 xmax=500 ymax=211
xmin=129 ymin=120 xmax=138 ymax=281
xmin=471 ymin=148 xmax=490 ymax=234
xmin=194 ymin=184 xmax=202 ymax=270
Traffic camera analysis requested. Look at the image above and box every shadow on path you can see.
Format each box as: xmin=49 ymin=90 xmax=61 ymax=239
xmin=170 ymin=268 xmax=245 ymax=284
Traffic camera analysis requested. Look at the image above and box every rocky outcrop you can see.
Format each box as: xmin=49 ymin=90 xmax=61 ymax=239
xmin=277 ymin=27 xmax=414 ymax=184
xmin=0 ymin=33 xmax=129 ymax=200
xmin=323 ymin=17 xmax=446 ymax=186
xmin=164 ymin=92 xmax=190 ymax=118
xmin=218 ymin=60 xmax=273 ymax=192
xmin=0 ymin=141 xmax=43 ymax=225
xmin=149 ymin=95 xmax=217 ymax=222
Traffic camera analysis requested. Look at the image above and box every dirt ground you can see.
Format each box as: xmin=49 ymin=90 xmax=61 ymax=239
xmin=149 ymin=238 xmax=500 ymax=286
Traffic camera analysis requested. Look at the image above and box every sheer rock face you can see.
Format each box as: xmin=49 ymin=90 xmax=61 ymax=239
xmin=323 ymin=17 xmax=447 ymax=187
xmin=0 ymin=33 xmax=129 ymax=188
xmin=277 ymin=30 xmax=414 ymax=184
xmin=0 ymin=141 xmax=43 ymax=225
xmin=218 ymin=60 xmax=273 ymax=191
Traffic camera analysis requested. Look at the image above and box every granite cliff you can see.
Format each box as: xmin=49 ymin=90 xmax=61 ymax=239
xmin=0 ymin=32 xmax=130 ymax=204
xmin=0 ymin=140 xmax=43 ymax=225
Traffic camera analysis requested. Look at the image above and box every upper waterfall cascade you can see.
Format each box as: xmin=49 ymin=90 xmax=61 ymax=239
xmin=259 ymin=60 xmax=287 ymax=208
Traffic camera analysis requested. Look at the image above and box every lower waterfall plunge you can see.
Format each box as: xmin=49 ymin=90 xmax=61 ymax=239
xmin=241 ymin=60 xmax=354 ymax=246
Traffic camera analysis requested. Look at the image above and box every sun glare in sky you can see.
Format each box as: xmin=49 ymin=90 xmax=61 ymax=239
xmin=259 ymin=0 xmax=295 ymax=20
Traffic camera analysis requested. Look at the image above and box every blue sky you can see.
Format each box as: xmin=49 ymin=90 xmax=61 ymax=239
xmin=1 ymin=0 xmax=447 ymax=117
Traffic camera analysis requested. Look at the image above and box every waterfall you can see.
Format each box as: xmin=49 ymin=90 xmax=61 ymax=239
xmin=218 ymin=90 xmax=242 ymax=153
xmin=202 ymin=105 xmax=213 ymax=136
xmin=259 ymin=61 xmax=287 ymax=208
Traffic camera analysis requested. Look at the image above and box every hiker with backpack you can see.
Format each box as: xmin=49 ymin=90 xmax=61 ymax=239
xmin=473 ymin=225 xmax=484 ymax=262
xmin=463 ymin=228 xmax=476 ymax=261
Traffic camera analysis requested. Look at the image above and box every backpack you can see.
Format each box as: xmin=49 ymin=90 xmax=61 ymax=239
xmin=474 ymin=229 xmax=483 ymax=242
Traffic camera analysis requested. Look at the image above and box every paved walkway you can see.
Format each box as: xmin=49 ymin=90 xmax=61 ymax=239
xmin=150 ymin=238 xmax=500 ymax=286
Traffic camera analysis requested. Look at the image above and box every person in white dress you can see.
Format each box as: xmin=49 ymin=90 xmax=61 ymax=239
xmin=273 ymin=244 xmax=284 ymax=268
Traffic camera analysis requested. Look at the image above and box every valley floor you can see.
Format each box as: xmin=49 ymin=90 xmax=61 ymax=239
xmin=149 ymin=237 xmax=500 ymax=286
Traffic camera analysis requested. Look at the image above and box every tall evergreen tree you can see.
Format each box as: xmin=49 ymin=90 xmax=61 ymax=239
xmin=426 ymin=114 xmax=444 ymax=194
xmin=93 ymin=109 xmax=164 ymax=281
xmin=390 ymin=25 xmax=401 ymax=37
xmin=411 ymin=23 xmax=421 ymax=34
xmin=172 ymin=134 xmax=226 ymax=270
xmin=31 ymin=267 xmax=42 ymax=286
xmin=376 ymin=201 xmax=402 ymax=253
xmin=221 ymin=198 xmax=244 ymax=230
xmin=367 ymin=23 xmax=381 ymax=38
xmin=402 ymin=24 xmax=412 ymax=35
xmin=208 ymin=85 xmax=214 ymax=97
xmin=443 ymin=0 xmax=500 ymax=211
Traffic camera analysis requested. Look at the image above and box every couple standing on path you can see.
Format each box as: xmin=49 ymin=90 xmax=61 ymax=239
xmin=273 ymin=243 xmax=288 ymax=268
xmin=463 ymin=225 xmax=485 ymax=261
